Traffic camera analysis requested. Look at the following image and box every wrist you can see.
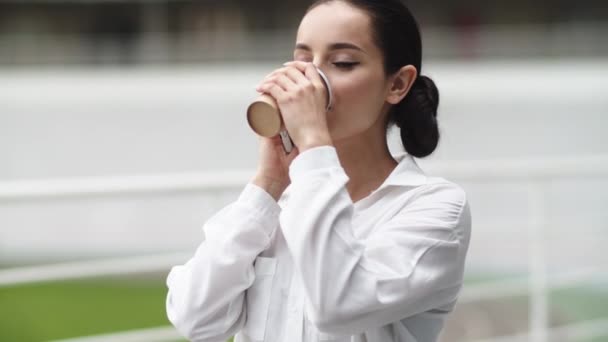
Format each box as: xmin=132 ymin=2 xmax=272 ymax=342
xmin=298 ymin=132 xmax=333 ymax=152
xmin=252 ymin=174 xmax=288 ymax=202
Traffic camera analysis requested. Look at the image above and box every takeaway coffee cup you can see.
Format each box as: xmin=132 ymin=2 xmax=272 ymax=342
xmin=247 ymin=65 xmax=333 ymax=153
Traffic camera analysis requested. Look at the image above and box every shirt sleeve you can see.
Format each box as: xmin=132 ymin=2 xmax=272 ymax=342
xmin=280 ymin=146 xmax=472 ymax=336
xmin=165 ymin=182 xmax=281 ymax=341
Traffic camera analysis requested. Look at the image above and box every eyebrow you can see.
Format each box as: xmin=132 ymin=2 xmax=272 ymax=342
xmin=295 ymin=42 xmax=366 ymax=54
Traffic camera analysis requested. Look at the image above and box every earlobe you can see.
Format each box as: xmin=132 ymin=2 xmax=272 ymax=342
xmin=386 ymin=65 xmax=418 ymax=104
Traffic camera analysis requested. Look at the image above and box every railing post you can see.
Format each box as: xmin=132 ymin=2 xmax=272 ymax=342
xmin=528 ymin=181 xmax=548 ymax=342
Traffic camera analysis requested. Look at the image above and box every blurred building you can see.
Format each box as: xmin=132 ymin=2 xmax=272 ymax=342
xmin=0 ymin=0 xmax=607 ymax=65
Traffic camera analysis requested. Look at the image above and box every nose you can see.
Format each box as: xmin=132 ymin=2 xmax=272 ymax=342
xmin=308 ymin=56 xmax=323 ymax=69
xmin=311 ymin=59 xmax=326 ymax=75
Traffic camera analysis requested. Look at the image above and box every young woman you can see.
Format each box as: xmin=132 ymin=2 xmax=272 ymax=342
xmin=166 ymin=1 xmax=472 ymax=341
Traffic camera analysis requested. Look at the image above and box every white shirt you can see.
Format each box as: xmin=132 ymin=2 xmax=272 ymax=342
xmin=166 ymin=145 xmax=472 ymax=342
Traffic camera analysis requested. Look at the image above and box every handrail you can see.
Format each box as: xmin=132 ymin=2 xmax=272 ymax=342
xmin=1 ymin=155 xmax=607 ymax=342
xmin=49 ymin=326 xmax=181 ymax=342
xmin=0 ymin=171 xmax=251 ymax=201
xmin=2 ymin=154 xmax=608 ymax=201
xmin=469 ymin=317 xmax=608 ymax=342
xmin=0 ymin=251 xmax=603 ymax=299
xmin=0 ymin=252 xmax=191 ymax=287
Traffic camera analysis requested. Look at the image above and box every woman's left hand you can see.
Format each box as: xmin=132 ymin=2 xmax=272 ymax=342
xmin=256 ymin=61 xmax=333 ymax=152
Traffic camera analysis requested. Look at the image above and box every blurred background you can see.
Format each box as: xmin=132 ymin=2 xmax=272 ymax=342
xmin=1 ymin=0 xmax=607 ymax=341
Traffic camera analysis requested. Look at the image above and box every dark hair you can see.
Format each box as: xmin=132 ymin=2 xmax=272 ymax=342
xmin=307 ymin=0 xmax=440 ymax=158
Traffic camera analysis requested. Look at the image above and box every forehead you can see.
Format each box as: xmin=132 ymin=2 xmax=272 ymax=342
xmin=296 ymin=1 xmax=374 ymax=51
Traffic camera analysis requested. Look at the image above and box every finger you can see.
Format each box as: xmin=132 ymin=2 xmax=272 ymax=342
xmin=261 ymin=134 xmax=283 ymax=144
xmin=263 ymin=83 xmax=286 ymax=103
xmin=284 ymin=61 xmax=325 ymax=89
xmin=283 ymin=66 xmax=310 ymax=86
xmin=256 ymin=80 xmax=273 ymax=93
xmin=283 ymin=61 xmax=308 ymax=70
xmin=303 ymin=63 xmax=326 ymax=89
xmin=265 ymin=66 xmax=290 ymax=79
xmin=258 ymin=77 xmax=290 ymax=96
xmin=266 ymin=65 xmax=306 ymax=84
xmin=256 ymin=66 xmax=292 ymax=89
xmin=273 ymin=73 xmax=298 ymax=92
xmin=256 ymin=74 xmax=280 ymax=92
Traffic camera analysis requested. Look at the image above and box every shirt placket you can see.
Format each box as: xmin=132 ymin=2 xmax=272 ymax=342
xmin=284 ymin=272 xmax=305 ymax=342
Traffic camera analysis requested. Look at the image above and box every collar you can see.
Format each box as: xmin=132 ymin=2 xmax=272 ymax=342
xmin=280 ymin=151 xmax=427 ymax=206
xmin=378 ymin=152 xmax=428 ymax=189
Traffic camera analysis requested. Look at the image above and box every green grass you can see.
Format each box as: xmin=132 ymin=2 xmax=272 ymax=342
xmin=550 ymin=287 xmax=608 ymax=342
xmin=0 ymin=276 xmax=177 ymax=342
xmin=0 ymin=272 xmax=606 ymax=342
xmin=552 ymin=287 xmax=608 ymax=321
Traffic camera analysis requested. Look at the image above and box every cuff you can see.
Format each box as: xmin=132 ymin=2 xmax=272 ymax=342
xmin=289 ymin=145 xmax=342 ymax=182
xmin=237 ymin=182 xmax=282 ymax=228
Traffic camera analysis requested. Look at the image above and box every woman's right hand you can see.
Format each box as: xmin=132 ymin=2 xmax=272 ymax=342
xmin=252 ymin=135 xmax=300 ymax=201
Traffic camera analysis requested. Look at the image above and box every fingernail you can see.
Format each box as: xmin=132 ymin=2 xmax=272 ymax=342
xmin=283 ymin=61 xmax=293 ymax=66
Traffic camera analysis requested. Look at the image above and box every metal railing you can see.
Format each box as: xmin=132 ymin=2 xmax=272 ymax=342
xmin=1 ymin=155 xmax=608 ymax=341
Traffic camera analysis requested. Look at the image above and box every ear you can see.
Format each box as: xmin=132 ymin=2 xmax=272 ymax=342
xmin=385 ymin=65 xmax=417 ymax=105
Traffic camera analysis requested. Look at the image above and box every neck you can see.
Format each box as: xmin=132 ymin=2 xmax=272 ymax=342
xmin=332 ymin=125 xmax=397 ymax=203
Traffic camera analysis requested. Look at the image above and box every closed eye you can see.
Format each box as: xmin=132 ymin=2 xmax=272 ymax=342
xmin=333 ymin=62 xmax=359 ymax=69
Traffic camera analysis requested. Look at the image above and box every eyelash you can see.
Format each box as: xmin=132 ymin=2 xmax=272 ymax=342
xmin=333 ymin=62 xmax=359 ymax=69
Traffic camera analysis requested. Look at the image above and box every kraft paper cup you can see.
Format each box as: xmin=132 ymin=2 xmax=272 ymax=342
xmin=247 ymin=94 xmax=282 ymax=138
xmin=247 ymin=66 xmax=333 ymax=153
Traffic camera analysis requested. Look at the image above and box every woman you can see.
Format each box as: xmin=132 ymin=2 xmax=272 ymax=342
xmin=166 ymin=0 xmax=472 ymax=341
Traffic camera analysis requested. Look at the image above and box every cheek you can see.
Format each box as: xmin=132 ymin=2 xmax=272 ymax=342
xmin=327 ymin=72 xmax=385 ymax=134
